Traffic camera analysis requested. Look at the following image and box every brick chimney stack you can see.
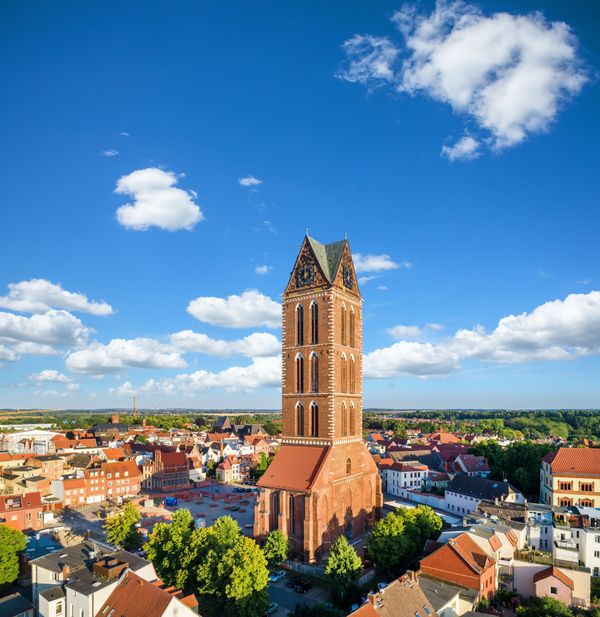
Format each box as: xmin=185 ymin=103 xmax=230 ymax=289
xmin=62 ymin=565 xmax=70 ymax=580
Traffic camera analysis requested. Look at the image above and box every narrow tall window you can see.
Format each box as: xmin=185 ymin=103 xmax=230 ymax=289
xmin=350 ymin=355 xmax=355 ymax=394
xmin=349 ymin=403 xmax=356 ymax=435
xmin=349 ymin=307 xmax=355 ymax=347
xmin=296 ymin=354 xmax=304 ymax=393
xmin=296 ymin=402 xmax=304 ymax=436
xmin=310 ymin=402 xmax=319 ymax=437
xmin=310 ymin=353 xmax=319 ymax=393
xmin=289 ymin=494 xmax=296 ymax=535
xmin=341 ymin=402 xmax=347 ymax=436
xmin=341 ymin=304 xmax=347 ymax=345
xmin=310 ymin=302 xmax=318 ymax=344
xmin=346 ymin=458 xmax=351 ymax=475
xmin=341 ymin=354 xmax=347 ymax=393
xmin=296 ymin=304 xmax=304 ymax=346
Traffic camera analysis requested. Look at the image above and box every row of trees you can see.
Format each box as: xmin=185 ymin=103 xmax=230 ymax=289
xmin=469 ymin=440 xmax=556 ymax=498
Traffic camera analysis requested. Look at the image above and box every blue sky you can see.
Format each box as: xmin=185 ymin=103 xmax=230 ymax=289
xmin=1 ymin=1 xmax=599 ymax=409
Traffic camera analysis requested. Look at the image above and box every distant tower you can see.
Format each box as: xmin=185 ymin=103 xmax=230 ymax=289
xmin=133 ymin=397 xmax=137 ymax=419
xmin=254 ymin=235 xmax=382 ymax=562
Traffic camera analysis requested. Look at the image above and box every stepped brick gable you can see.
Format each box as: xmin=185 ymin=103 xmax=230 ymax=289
xmin=254 ymin=235 xmax=382 ymax=562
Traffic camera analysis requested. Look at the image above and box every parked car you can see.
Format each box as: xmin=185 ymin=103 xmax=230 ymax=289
xmin=292 ymin=579 xmax=312 ymax=593
xmin=268 ymin=570 xmax=286 ymax=583
xmin=265 ymin=602 xmax=279 ymax=615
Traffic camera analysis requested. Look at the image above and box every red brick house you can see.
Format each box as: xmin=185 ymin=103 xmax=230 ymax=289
xmin=420 ymin=532 xmax=496 ymax=599
xmin=0 ymin=491 xmax=44 ymax=531
xmin=142 ymin=449 xmax=189 ymax=492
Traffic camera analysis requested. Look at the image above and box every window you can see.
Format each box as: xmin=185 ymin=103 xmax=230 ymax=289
xmin=349 ymin=307 xmax=355 ymax=347
xmin=296 ymin=304 xmax=304 ymax=346
xmin=349 ymin=355 xmax=356 ymax=394
xmin=310 ymin=402 xmax=319 ymax=438
xmin=341 ymin=304 xmax=347 ymax=345
xmin=559 ymin=481 xmax=573 ymax=491
xmin=594 ymin=551 xmax=600 ymax=558
xmin=550 ymin=587 xmax=557 ymax=595
xmin=341 ymin=402 xmax=348 ymax=436
xmin=56 ymin=602 xmax=64 ymax=615
xmin=424 ymin=607 xmax=431 ymax=616
xmin=349 ymin=403 xmax=356 ymax=436
xmin=580 ymin=482 xmax=594 ymax=492
xmin=296 ymin=403 xmax=305 ymax=437
xmin=310 ymin=302 xmax=318 ymax=344
xmin=341 ymin=353 xmax=347 ymax=392
xmin=559 ymin=498 xmax=573 ymax=507
xmin=296 ymin=354 xmax=304 ymax=393
xmin=580 ymin=499 xmax=594 ymax=507
xmin=310 ymin=353 xmax=319 ymax=392
xmin=346 ymin=458 xmax=351 ymax=475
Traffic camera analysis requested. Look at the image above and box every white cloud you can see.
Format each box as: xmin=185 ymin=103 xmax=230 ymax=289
xmin=115 ymin=356 xmax=281 ymax=397
xmin=0 ymin=279 xmax=113 ymax=315
xmin=426 ymin=323 xmax=445 ymax=332
xmin=376 ymin=285 xmax=388 ymax=291
xmin=0 ymin=310 xmax=90 ymax=347
xmin=358 ymin=275 xmax=379 ymax=286
xmin=10 ymin=342 xmax=59 ymax=355
xmin=187 ymin=289 xmax=280 ymax=329
xmin=337 ymin=34 xmax=399 ymax=85
xmin=118 ymin=132 xmax=130 ymax=137
xmin=0 ymin=345 xmax=18 ymax=363
xmin=339 ymin=2 xmax=587 ymax=156
xmin=365 ymin=290 xmax=600 ymax=378
xmin=263 ymin=220 xmax=277 ymax=235
xmin=353 ymin=253 xmax=411 ymax=273
xmin=66 ymin=338 xmax=187 ymax=374
xmin=441 ymin=135 xmax=480 ymax=161
xmin=30 ymin=370 xmax=72 ymax=383
xmin=170 ymin=330 xmax=280 ymax=358
xmin=387 ymin=325 xmax=422 ymax=339
xmin=255 ymin=265 xmax=272 ymax=275
xmin=115 ymin=168 xmax=203 ymax=231
xmin=100 ymin=149 xmax=119 ymax=157
xmin=239 ymin=176 xmax=263 ymax=187
xmin=365 ymin=341 xmax=461 ymax=378
xmin=34 ymin=388 xmax=69 ymax=398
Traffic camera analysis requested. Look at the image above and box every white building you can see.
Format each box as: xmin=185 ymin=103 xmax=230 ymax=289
xmin=445 ymin=474 xmax=526 ymax=516
xmin=383 ymin=462 xmax=429 ymax=496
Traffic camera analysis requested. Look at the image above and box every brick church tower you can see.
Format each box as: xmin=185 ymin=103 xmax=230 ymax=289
xmin=254 ymin=235 xmax=383 ymax=562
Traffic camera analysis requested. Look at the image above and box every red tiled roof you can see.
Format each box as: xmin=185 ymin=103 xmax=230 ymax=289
xmin=257 ymin=445 xmax=329 ymax=491
xmin=430 ymin=432 xmax=461 ymax=444
xmin=448 ymin=533 xmax=495 ymax=573
xmin=546 ymin=448 xmax=600 ymax=476
xmin=103 ymin=447 xmax=126 ymax=460
xmin=488 ymin=535 xmax=502 ymax=552
xmin=457 ymin=454 xmax=490 ymax=473
xmin=157 ymin=450 xmax=187 ymax=467
xmin=533 ymin=566 xmax=574 ymax=590
xmin=388 ymin=462 xmax=429 ymax=473
xmin=98 ymin=571 xmax=174 ymax=617
xmin=102 ymin=459 xmax=141 ymax=477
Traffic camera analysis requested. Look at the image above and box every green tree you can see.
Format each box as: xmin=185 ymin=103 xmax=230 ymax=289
xmin=366 ymin=506 xmax=441 ymax=575
xmin=262 ymin=530 xmax=289 ymax=568
xmin=325 ymin=536 xmax=362 ymax=587
xmin=0 ymin=525 xmax=27 ymax=585
xmin=516 ymin=597 xmax=573 ymax=617
xmin=104 ymin=502 xmax=142 ymax=550
xmin=145 ymin=508 xmax=196 ymax=588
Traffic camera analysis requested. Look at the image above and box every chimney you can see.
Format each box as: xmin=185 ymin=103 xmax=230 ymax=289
xmin=62 ymin=565 xmax=70 ymax=579
xmin=367 ymin=592 xmax=378 ymax=606
xmin=407 ymin=570 xmax=417 ymax=582
xmin=142 ymin=417 xmax=147 ymax=428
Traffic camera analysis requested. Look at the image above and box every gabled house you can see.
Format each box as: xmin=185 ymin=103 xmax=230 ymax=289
xmin=454 ymin=455 xmax=490 ymax=478
xmin=420 ymin=532 xmax=496 ymax=599
xmin=445 ymin=474 xmax=525 ymax=515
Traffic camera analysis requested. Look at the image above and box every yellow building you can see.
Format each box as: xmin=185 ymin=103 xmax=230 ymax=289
xmin=540 ymin=447 xmax=600 ymax=507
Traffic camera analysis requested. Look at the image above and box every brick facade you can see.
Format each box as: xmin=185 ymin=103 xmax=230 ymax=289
xmin=254 ymin=235 xmax=382 ymax=562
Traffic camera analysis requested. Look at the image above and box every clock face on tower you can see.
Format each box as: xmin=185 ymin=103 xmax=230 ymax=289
xmin=342 ymin=265 xmax=354 ymax=289
xmin=296 ymin=263 xmax=315 ymax=287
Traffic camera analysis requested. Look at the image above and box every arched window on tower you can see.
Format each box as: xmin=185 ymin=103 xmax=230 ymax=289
xmin=310 ymin=402 xmax=319 ymax=437
xmin=349 ymin=306 xmax=355 ymax=347
xmin=341 ymin=353 xmax=347 ymax=393
xmin=296 ymin=304 xmax=304 ymax=346
xmin=349 ymin=402 xmax=356 ymax=436
xmin=341 ymin=304 xmax=347 ymax=345
xmin=310 ymin=301 xmax=318 ymax=345
xmin=296 ymin=402 xmax=304 ymax=436
xmin=296 ymin=353 xmax=304 ymax=393
xmin=310 ymin=352 xmax=318 ymax=393
xmin=346 ymin=458 xmax=352 ymax=475
xmin=341 ymin=402 xmax=348 ymax=436
xmin=349 ymin=355 xmax=356 ymax=394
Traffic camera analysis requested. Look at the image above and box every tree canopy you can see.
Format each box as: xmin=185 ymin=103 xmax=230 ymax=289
xmin=104 ymin=502 xmax=143 ymax=550
xmin=0 ymin=525 xmax=27 ymax=585
xmin=366 ymin=506 xmax=442 ymax=574
xmin=325 ymin=536 xmax=362 ymax=586
xmin=262 ymin=530 xmax=289 ymax=568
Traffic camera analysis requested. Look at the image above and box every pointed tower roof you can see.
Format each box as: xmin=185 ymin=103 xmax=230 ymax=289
xmin=306 ymin=236 xmax=346 ymax=284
